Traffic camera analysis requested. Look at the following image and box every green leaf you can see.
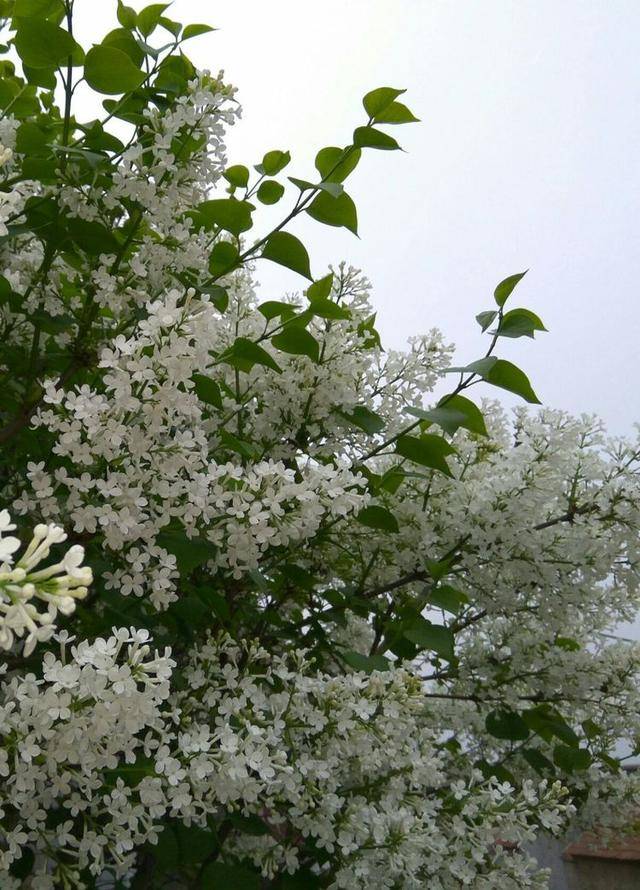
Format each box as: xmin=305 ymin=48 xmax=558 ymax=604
xmin=117 ymin=1 xmax=137 ymax=27
xmin=486 ymin=710 xmax=531 ymax=741
xmin=223 ymin=164 xmax=249 ymax=188
xmin=14 ymin=0 xmax=60 ymax=15
xmin=317 ymin=180 xmax=344 ymax=197
xmin=193 ymin=199 xmax=254 ymax=236
xmin=476 ymin=310 xmax=497 ymax=332
xmin=373 ymin=100 xmax=419 ymax=125
xmin=428 ymin=584 xmax=469 ymax=613
xmin=223 ymin=337 xmax=282 ymax=374
xmin=14 ymin=18 xmax=79 ymax=69
xmin=153 ymin=826 xmax=180 ymax=874
xmin=9 ymin=845 xmax=35 ymax=881
xmin=257 ymin=179 xmax=285 ymax=204
xmin=262 ymin=231 xmax=312 ymax=280
xmin=484 ymin=359 xmax=540 ymax=404
xmin=84 ymin=45 xmax=145 ymax=94
xmin=257 ymin=300 xmax=298 ymax=321
xmin=353 ymin=126 xmax=400 ymax=151
xmin=22 ymin=64 xmax=57 ymax=89
xmin=522 ymin=707 xmax=579 ymax=746
xmin=339 ymin=405 xmax=385 ymax=435
xmin=101 ymin=28 xmax=144 ymax=66
xmin=446 ymin=356 xmax=498 ymax=376
xmin=582 ymin=718 xmax=602 ymax=740
xmin=395 ymin=434 xmax=456 ymax=476
xmin=494 ymin=270 xmax=527 ymax=307
xmin=406 ymin=395 xmax=488 ymax=437
xmin=209 ymin=241 xmax=239 ymax=277
xmin=342 ymin=650 xmax=390 ymax=673
xmin=447 ymin=357 xmax=540 ymax=403
xmin=137 ymin=3 xmax=170 ymax=37
xmin=315 ymin=145 xmax=361 ymax=183
xmin=306 ymin=273 xmax=333 ymax=301
xmin=261 ymin=149 xmax=291 ymax=176
xmin=271 ymin=326 xmax=319 ymax=361
xmin=192 ymin=374 xmax=223 ymax=409
xmin=553 ymin=745 xmax=591 ymax=773
xmin=497 ymin=307 xmax=547 ymax=339
xmin=156 ymin=529 xmax=212 ymax=574
xmin=308 ymin=298 xmax=351 ymax=320
xmin=201 ymin=862 xmax=261 ymax=890
xmin=182 ymin=23 xmax=216 ymax=40
xmin=356 ymin=504 xmax=399 ymax=533
xmin=67 ymin=218 xmax=119 ymax=256
xmin=306 ymin=190 xmax=358 ymax=235
xmin=363 ymin=86 xmax=406 ymax=118
xmin=404 ymin=618 xmax=455 ymax=661
xmin=199 ymin=284 xmax=228 ymax=312
xmin=522 ymin=749 xmax=555 ymax=775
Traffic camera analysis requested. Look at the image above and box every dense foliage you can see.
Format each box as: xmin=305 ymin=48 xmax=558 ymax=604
xmin=0 ymin=1 xmax=639 ymax=887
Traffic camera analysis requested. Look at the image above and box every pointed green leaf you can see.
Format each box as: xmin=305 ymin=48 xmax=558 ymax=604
xmin=445 ymin=356 xmax=498 ymax=376
xmin=224 ymin=337 xmax=282 ymax=374
xmin=362 ymin=86 xmax=406 ymax=118
xmin=271 ymin=326 xmax=319 ymax=361
xmin=497 ymin=308 xmax=547 ymax=339
xmin=356 ymin=504 xmax=399 ymax=533
xmin=406 ymin=395 xmax=488 ymax=437
xmin=353 ymin=126 xmax=400 ymax=150
xmin=262 ymin=231 xmax=312 ymax=280
xmin=192 ymin=374 xmax=223 ymax=408
xmin=428 ymin=584 xmax=469 ymax=613
xmin=486 ymin=710 xmax=531 ymax=741
xmin=117 ymin=1 xmax=137 ymax=27
xmin=208 ymin=241 xmax=239 ymax=277
xmin=553 ymin=745 xmax=591 ymax=773
xmin=395 ymin=434 xmax=456 ymax=476
xmin=199 ymin=284 xmax=228 ymax=312
xmin=315 ymin=146 xmax=361 ymax=183
xmin=306 ymin=190 xmax=358 ymax=235
xmin=257 ymin=300 xmax=298 ymax=321
xmin=404 ymin=618 xmax=455 ymax=661
xmin=14 ymin=18 xmax=80 ymax=69
xmin=494 ymin=271 xmax=527 ymax=307
xmin=193 ymin=199 xmax=254 ymax=236
xmin=84 ymin=45 xmax=145 ymax=94
xmin=342 ymin=650 xmax=390 ymax=673
xmin=308 ymin=298 xmax=351 ymax=320
xmin=305 ymin=274 xmax=333 ymax=302
xmin=373 ymin=100 xmax=419 ymax=124
xmin=476 ymin=310 xmax=497 ymax=332
xmin=484 ymin=359 xmax=540 ymax=404
xmin=317 ymin=181 xmax=344 ymax=197
xmin=137 ymin=3 xmax=170 ymax=37
xmin=182 ymin=23 xmax=216 ymax=40
xmin=339 ymin=405 xmax=385 ymax=435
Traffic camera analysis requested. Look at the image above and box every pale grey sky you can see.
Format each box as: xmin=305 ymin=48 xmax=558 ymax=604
xmin=74 ymin=0 xmax=640 ymax=435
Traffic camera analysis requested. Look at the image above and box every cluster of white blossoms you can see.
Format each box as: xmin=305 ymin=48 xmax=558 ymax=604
xmin=2 ymin=9 xmax=640 ymax=886
xmin=0 ymin=631 xmax=573 ymax=889
xmin=0 ymin=511 xmax=91 ymax=655
xmin=0 ymin=627 xmax=175 ymax=887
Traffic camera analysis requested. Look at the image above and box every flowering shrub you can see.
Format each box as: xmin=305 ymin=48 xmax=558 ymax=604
xmin=0 ymin=1 xmax=639 ymax=887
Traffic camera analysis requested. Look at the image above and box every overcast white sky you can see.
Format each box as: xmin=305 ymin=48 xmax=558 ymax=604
xmin=75 ymin=0 xmax=640 ymax=435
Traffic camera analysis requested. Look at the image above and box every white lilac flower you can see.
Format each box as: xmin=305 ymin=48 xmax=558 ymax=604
xmin=0 ymin=513 xmax=92 ymax=655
